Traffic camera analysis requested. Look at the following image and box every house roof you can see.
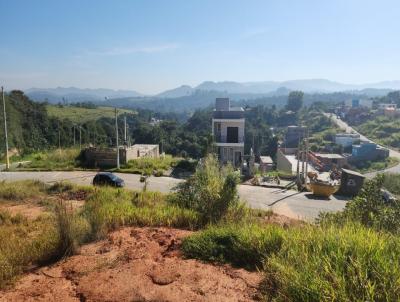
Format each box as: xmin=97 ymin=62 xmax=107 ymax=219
xmin=341 ymin=168 xmax=365 ymax=178
xmin=314 ymin=153 xmax=345 ymax=159
xmin=260 ymin=156 xmax=273 ymax=164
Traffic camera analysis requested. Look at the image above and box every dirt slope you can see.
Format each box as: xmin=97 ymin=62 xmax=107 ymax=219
xmin=0 ymin=227 xmax=262 ymax=302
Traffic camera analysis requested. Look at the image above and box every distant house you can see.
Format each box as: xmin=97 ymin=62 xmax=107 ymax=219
xmin=346 ymin=99 xmax=373 ymax=108
xmin=378 ymin=103 xmax=397 ymax=110
xmin=352 ymin=142 xmax=389 ymax=161
xmin=126 ymin=144 xmax=159 ymax=159
xmin=335 ymin=133 xmax=360 ymax=148
xmin=259 ymin=156 xmax=274 ymax=173
xmin=212 ymin=98 xmax=244 ymax=167
xmin=313 ymin=153 xmax=348 ymax=171
xmin=283 ymin=126 xmax=306 ymax=154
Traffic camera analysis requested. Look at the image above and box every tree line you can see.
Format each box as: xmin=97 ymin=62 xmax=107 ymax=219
xmin=1 ymin=90 xmax=308 ymax=160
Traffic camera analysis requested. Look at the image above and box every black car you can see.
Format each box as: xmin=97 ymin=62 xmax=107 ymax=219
xmin=93 ymin=172 xmax=125 ymax=187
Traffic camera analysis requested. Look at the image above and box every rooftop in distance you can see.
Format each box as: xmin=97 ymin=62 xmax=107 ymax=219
xmin=213 ymin=98 xmax=244 ymax=119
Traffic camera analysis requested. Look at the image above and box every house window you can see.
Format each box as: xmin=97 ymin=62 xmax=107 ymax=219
xmin=227 ymin=127 xmax=239 ymax=143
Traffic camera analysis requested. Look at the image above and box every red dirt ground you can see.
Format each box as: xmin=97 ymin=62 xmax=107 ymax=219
xmin=0 ymin=227 xmax=263 ymax=302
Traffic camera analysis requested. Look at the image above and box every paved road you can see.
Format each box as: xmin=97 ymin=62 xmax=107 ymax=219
xmin=326 ymin=113 xmax=400 ymax=177
xmin=0 ymin=171 xmax=347 ymax=221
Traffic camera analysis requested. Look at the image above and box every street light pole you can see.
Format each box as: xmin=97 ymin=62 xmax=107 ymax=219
xmin=115 ymin=108 xmax=120 ymax=169
xmin=1 ymin=87 xmax=9 ymax=170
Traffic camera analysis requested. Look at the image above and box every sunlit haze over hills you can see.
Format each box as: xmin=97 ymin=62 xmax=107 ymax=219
xmin=0 ymin=0 xmax=399 ymax=94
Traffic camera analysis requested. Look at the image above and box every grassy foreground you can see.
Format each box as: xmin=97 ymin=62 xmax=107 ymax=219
xmin=1 ymin=158 xmax=400 ymax=301
xmin=183 ymin=222 xmax=400 ymax=301
xmin=182 ymin=174 xmax=400 ymax=301
xmin=0 ymin=180 xmax=198 ymax=288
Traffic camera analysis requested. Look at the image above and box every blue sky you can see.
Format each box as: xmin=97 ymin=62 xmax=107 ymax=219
xmin=0 ymin=0 xmax=399 ymax=94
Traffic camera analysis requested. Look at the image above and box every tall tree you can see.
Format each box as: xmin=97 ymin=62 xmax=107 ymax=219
xmin=286 ymin=91 xmax=304 ymax=112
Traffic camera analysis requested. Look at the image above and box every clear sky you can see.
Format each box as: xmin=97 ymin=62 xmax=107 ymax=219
xmin=0 ymin=0 xmax=399 ymax=94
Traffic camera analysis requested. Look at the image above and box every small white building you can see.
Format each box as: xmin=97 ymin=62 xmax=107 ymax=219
xmin=259 ymin=156 xmax=274 ymax=173
xmin=378 ymin=103 xmax=397 ymax=110
xmin=335 ymin=133 xmax=360 ymax=148
xmin=212 ymin=98 xmax=244 ymax=167
xmin=126 ymin=144 xmax=159 ymax=159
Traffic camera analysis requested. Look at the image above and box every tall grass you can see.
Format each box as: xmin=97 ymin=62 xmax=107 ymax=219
xmin=119 ymin=155 xmax=179 ymax=176
xmin=183 ymin=222 xmax=400 ymax=301
xmin=23 ymin=148 xmax=81 ymax=170
xmin=0 ymin=215 xmax=60 ymax=288
xmin=83 ymin=187 xmax=199 ymax=239
xmin=383 ymin=172 xmax=400 ymax=196
xmin=182 ymin=223 xmax=284 ymax=269
xmin=264 ymin=223 xmax=400 ymax=301
xmin=0 ymin=180 xmax=48 ymax=201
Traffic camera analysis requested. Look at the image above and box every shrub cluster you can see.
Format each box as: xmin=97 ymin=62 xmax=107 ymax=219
xmin=318 ymin=175 xmax=400 ymax=234
xmin=168 ymin=155 xmax=240 ymax=225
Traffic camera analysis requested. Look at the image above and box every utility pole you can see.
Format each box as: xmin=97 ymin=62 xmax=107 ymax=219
xmin=124 ymin=115 xmax=127 ymax=146
xmin=115 ymin=108 xmax=120 ymax=169
xmin=73 ymin=125 xmax=76 ymax=146
xmin=1 ymin=87 xmax=9 ymax=170
xmin=58 ymin=121 xmax=61 ymax=154
xmin=79 ymin=125 xmax=82 ymax=150
xmin=305 ymin=129 xmax=309 ymax=189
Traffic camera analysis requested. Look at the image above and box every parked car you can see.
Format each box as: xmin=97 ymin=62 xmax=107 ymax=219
xmin=93 ymin=172 xmax=125 ymax=187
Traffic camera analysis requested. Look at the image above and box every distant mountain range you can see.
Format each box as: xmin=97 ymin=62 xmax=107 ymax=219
xmin=24 ymin=79 xmax=400 ymax=105
xmin=25 ymin=87 xmax=143 ymax=103
xmin=156 ymin=79 xmax=400 ymax=98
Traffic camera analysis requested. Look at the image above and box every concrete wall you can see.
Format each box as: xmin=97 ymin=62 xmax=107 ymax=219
xmin=276 ymin=149 xmax=293 ymax=174
xmin=84 ymin=147 xmax=121 ymax=167
xmin=125 ymin=145 xmax=159 ymax=161
xmin=84 ymin=145 xmax=159 ymax=168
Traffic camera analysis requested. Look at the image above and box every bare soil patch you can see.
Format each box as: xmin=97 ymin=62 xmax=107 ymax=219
xmin=0 ymin=227 xmax=263 ymax=302
xmin=0 ymin=203 xmax=46 ymax=220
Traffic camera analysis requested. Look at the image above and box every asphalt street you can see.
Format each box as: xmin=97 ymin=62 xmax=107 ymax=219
xmin=0 ymin=171 xmax=347 ymax=221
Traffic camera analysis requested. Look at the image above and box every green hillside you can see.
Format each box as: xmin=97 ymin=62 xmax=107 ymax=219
xmin=46 ymin=104 xmax=136 ymax=123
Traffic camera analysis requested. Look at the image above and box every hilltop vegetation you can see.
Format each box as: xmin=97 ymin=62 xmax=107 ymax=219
xmin=46 ymin=104 xmax=136 ymax=123
xmin=356 ymin=116 xmax=400 ymax=149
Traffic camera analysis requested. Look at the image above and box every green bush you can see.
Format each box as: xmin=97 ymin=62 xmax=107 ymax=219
xmin=383 ymin=173 xmax=400 ymax=196
xmin=318 ymin=175 xmax=400 ymax=234
xmin=168 ymin=154 xmax=240 ymax=225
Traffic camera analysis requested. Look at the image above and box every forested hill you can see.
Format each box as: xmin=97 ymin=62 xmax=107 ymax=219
xmin=0 ymin=90 xmax=61 ymax=154
xmin=0 ymin=91 xmax=214 ymax=159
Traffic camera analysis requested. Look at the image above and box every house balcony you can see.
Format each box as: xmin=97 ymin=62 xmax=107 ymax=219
xmin=214 ymin=134 xmax=244 ymax=147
